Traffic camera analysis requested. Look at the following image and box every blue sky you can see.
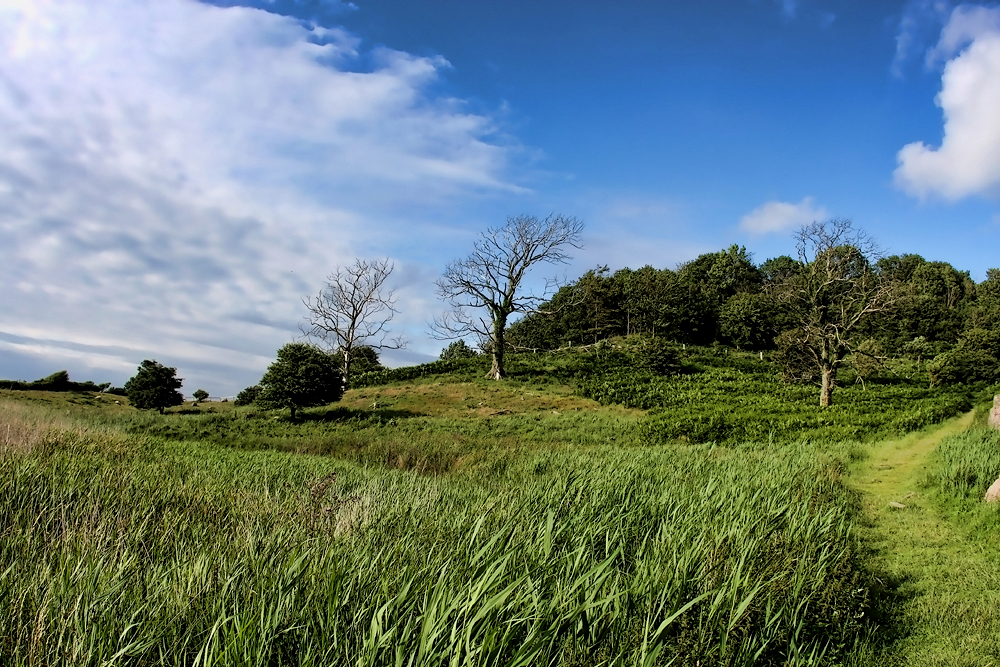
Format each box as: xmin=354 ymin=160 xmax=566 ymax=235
xmin=0 ymin=0 xmax=998 ymax=395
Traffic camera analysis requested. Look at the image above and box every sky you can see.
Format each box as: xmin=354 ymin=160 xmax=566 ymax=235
xmin=1 ymin=0 xmax=999 ymax=396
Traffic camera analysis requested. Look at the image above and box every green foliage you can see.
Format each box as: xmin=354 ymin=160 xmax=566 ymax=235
xmin=257 ymin=343 xmax=343 ymax=418
xmin=850 ymin=338 xmax=885 ymax=388
xmin=439 ymin=339 xmax=479 ymax=360
xmin=926 ymin=327 xmax=1000 ymax=387
xmin=874 ymin=256 xmax=974 ymax=348
xmin=33 ymin=370 xmax=71 ymax=390
xmin=577 ymin=360 xmax=974 ymax=445
xmin=124 ymin=360 xmax=184 ymax=414
xmin=234 ymin=385 xmax=262 ymax=406
xmin=348 ymin=345 xmax=381 ymax=373
xmin=718 ymin=291 xmax=781 ymax=350
xmin=353 ymin=356 xmax=489 ymax=387
xmin=631 ymin=337 xmax=682 ymax=375
xmin=971 ymin=267 xmax=1000 ymax=330
xmin=927 ymin=348 xmax=999 ymax=387
xmin=192 ymin=388 xmax=210 ymax=402
xmin=928 ymin=420 xmax=1000 ymax=501
xmin=0 ymin=371 xmax=111 ymax=393
xmin=0 ymin=400 xmax=876 ymax=665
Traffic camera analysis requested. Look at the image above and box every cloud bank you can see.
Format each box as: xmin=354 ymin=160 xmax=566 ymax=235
xmin=895 ymin=5 xmax=1000 ymax=199
xmin=738 ymin=197 xmax=829 ymax=234
xmin=0 ymin=0 xmax=518 ymax=393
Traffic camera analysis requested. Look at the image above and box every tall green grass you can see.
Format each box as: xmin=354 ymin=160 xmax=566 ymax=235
xmin=1 ymin=404 xmax=874 ymax=665
xmin=927 ymin=415 xmax=1000 ymax=503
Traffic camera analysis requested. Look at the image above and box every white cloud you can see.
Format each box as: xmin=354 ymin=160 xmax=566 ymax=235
xmin=738 ymin=197 xmax=829 ymax=234
xmin=0 ymin=0 xmax=521 ymax=392
xmin=895 ymin=5 xmax=1000 ymax=199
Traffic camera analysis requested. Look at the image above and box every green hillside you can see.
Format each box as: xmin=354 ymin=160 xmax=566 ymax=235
xmin=1 ymin=346 xmax=998 ymax=665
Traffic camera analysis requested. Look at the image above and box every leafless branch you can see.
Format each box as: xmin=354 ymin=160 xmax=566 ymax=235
xmin=431 ymin=214 xmax=584 ymax=379
xmin=301 ymin=258 xmax=408 ymax=384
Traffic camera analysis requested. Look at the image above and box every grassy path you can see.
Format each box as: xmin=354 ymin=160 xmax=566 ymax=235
xmin=849 ymin=412 xmax=1000 ymax=667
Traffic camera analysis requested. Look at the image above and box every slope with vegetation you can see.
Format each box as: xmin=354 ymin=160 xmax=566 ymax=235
xmin=2 ymin=342 xmax=998 ymax=665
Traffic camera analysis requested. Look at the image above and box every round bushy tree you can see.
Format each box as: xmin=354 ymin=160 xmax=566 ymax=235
xmin=124 ymin=360 xmax=184 ymax=414
xmin=258 ymin=343 xmax=343 ymax=419
xmin=192 ymin=388 xmax=209 ymax=403
xmin=234 ymin=385 xmax=262 ymax=406
xmin=439 ymin=339 xmax=479 ymax=361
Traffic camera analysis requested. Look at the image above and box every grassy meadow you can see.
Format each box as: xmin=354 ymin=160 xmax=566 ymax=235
xmin=1 ymin=346 xmax=997 ymax=665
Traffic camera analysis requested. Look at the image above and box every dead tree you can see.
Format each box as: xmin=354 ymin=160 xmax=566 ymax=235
xmin=772 ymin=219 xmax=896 ymax=407
xmin=301 ymin=258 xmax=406 ymax=386
xmin=432 ymin=214 xmax=584 ymax=380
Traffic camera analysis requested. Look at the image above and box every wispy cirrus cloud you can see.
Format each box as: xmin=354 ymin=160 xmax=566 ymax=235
xmin=738 ymin=197 xmax=829 ymax=234
xmin=0 ymin=0 xmax=522 ymax=392
xmin=891 ymin=0 xmax=952 ymax=76
xmin=895 ymin=4 xmax=1000 ymax=199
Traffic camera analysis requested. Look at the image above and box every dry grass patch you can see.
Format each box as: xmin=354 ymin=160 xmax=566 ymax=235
xmin=343 ymin=380 xmax=639 ymax=420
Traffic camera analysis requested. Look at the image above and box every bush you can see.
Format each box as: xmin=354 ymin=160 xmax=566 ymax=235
xmin=634 ymin=337 xmax=682 ymax=375
xmin=234 ymin=385 xmax=262 ymax=406
xmin=439 ymin=340 xmax=479 ymax=361
xmin=928 ymin=349 xmax=999 ymax=387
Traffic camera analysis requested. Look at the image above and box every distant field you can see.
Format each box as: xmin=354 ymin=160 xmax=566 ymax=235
xmin=0 ymin=348 xmax=996 ymax=665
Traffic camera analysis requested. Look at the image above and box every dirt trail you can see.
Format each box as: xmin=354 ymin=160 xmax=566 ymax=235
xmin=848 ymin=411 xmax=1000 ymax=666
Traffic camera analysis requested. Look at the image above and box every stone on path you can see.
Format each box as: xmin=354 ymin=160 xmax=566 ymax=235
xmin=989 ymin=395 xmax=1000 ymax=430
xmin=985 ymin=477 xmax=1000 ymax=503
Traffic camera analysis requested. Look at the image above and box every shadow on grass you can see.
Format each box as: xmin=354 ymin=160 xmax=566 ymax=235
xmin=298 ymin=406 xmax=422 ymax=422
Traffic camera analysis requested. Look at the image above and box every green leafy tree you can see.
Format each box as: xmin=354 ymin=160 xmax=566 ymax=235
xmin=192 ymin=389 xmax=209 ymax=403
xmin=439 ymin=340 xmax=479 ymax=360
xmin=124 ymin=360 xmax=184 ymax=414
xmin=257 ymin=343 xmax=343 ymax=419
xmin=771 ymin=220 xmax=895 ymax=407
xmin=348 ymin=345 xmax=382 ymax=374
xmin=759 ymin=255 xmax=800 ymax=285
xmin=29 ymin=370 xmax=71 ymax=391
xmin=718 ymin=292 xmax=781 ymax=350
xmin=234 ymin=385 xmax=262 ymax=406
xmin=928 ymin=348 xmax=999 ymax=387
xmin=972 ymin=268 xmax=1000 ymax=330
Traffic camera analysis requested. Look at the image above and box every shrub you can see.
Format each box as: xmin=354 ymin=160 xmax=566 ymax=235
xmin=634 ymin=337 xmax=682 ymax=375
xmin=192 ymin=389 xmax=210 ymax=403
xmin=234 ymin=385 xmax=262 ymax=406
xmin=928 ymin=349 xmax=999 ymax=387
xmin=439 ymin=340 xmax=479 ymax=361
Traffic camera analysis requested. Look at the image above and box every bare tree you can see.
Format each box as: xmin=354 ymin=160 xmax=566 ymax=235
xmin=772 ymin=219 xmax=896 ymax=407
xmin=432 ymin=214 xmax=584 ymax=380
xmin=301 ymin=258 xmax=406 ymax=386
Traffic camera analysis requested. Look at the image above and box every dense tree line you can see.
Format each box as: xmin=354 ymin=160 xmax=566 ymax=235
xmin=507 ymin=237 xmax=1000 ymax=392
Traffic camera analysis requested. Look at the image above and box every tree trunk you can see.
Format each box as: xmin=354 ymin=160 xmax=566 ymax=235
xmin=290 ymin=406 xmax=297 ymax=421
xmin=820 ymin=366 xmax=835 ymax=407
xmin=342 ymin=348 xmax=352 ymax=389
xmin=487 ymin=316 xmax=507 ymax=380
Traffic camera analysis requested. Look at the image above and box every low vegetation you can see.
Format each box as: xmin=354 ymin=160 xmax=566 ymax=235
xmin=3 ymin=344 xmax=997 ymax=665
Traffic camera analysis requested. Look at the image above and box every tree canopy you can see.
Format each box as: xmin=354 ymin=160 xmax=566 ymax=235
xmin=257 ymin=343 xmax=343 ymax=419
xmin=124 ymin=360 xmax=184 ymax=414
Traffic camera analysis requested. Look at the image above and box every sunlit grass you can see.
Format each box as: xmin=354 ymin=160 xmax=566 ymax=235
xmin=0 ymin=394 xmax=875 ymax=665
